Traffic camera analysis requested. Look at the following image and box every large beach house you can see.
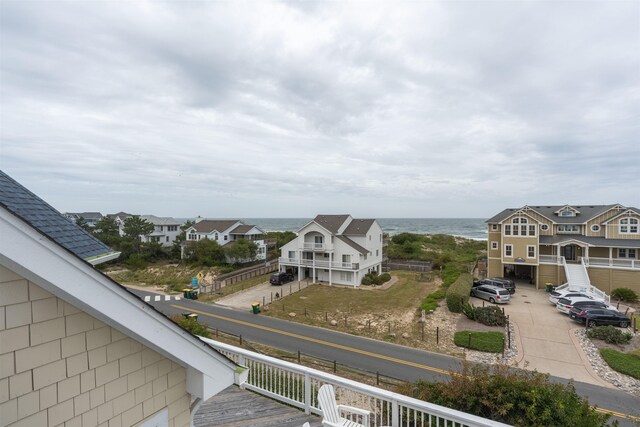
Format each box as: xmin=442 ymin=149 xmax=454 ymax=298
xmin=486 ymin=204 xmax=640 ymax=294
xmin=183 ymin=219 xmax=267 ymax=261
xmin=278 ymin=215 xmax=383 ymax=287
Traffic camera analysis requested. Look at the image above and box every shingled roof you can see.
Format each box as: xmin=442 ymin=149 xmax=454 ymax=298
xmin=313 ymin=215 xmax=350 ymax=234
xmin=342 ymin=219 xmax=375 ymax=235
xmin=0 ymin=170 xmax=118 ymax=262
xmin=192 ymin=220 xmax=240 ymax=233
xmin=486 ymin=204 xmax=637 ymax=224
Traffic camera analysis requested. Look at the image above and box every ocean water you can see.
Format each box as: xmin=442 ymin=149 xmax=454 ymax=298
xmin=241 ymin=218 xmax=488 ymax=240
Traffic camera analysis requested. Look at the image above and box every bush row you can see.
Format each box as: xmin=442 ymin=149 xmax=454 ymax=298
xmin=586 ymin=325 xmax=632 ymax=344
xmin=611 ymin=287 xmax=638 ymax=303
xmin=361 ymin=272 xmax=391 ymax=286
xmin=462 ymin=303 xmax=507 ymax=326
xmin=445 ymin=273 xmax=472 ymax=313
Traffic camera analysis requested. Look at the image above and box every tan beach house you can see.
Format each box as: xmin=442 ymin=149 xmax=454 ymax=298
xmin=486 ymin=204 xmax=640 ymax=294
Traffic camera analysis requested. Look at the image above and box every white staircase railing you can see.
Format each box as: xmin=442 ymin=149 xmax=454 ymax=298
xmin=202 ymin=338 xmax=511 ymax=427
xmin=560 ymin=257 xmax=609 ymax=305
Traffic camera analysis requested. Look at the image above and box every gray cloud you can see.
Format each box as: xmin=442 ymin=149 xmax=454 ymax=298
xmin=1 ymin=0 xmax=638 ymax=218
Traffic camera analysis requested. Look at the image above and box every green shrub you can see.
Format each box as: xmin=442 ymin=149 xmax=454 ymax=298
xmin=475 ymin=306 xmax=507 ymax=326
xmin=125 ymin=253 xmax=147 ymax=269
xmin=379 ymin=272 xmax=391 ymax=283
xmin=445 ymin=273 xmax=472 ymax=313
xmin=462 ymin=302 xmax=476 ymax=320
xmin=611 ymin=288 xmax=638 ymax=303
xmin=419 ymin=289 xmax=447 ymax=312
xmin=599 ymin=349 xmax=640 ymax=379
xmin=397 ymin=364 xmax=616 ymax=427
xmin=361 ymin=276 xmax=373 ymax=286
xmin=171 ymin=314 xmax=211 ymax=338
xmin=586 ymin=325 xmax=632 ymax=345
xmin=454 ymin=331 xmax=504 ymax=353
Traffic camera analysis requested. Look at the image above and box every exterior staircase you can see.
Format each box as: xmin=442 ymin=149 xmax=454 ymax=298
xmin=559 ymin=257 xmax=610 ymax=304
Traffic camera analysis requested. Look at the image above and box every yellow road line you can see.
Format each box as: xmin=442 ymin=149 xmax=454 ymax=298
xmin=172 ymin=304 xmax=638 ymax=421
xmin=172 ymin=304 xmax=450 ymax=376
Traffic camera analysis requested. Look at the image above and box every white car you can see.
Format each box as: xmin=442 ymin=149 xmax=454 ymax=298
xmin=556 ymin=296 xmax=615 ymax=314
xmin=549 ymin=291 xmax=589 ymax=305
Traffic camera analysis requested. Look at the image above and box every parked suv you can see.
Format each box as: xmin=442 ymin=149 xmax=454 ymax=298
xmin=270 ymin=272 xmax=294 ymax=285
xmin=470 ymin=285 xmax=511 ymax=304
xmin=473 ymin=278 xmax=515 ymax=294
xmin=571 ymin=308 xmax=630 ymax=328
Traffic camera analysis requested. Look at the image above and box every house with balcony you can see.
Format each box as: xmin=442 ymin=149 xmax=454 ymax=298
xmin=106 ymin=211 xmax=133 ymax=236
xmin=278 ymin=214 xmax=383 ymax=287
xmin=486 ymin=204 xmax=640 ymax=294
xmin=183 ymin=219 xmax=267 ymax=260
xmin=139 ymin=215 xmax=182 ymax=247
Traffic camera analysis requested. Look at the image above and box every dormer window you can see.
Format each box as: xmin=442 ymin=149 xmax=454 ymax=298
xmin=620 ymin=218 xmax=639 ymax=234
xmin=560 ymin=210 xmax=575 ymax=217
xmin=556 ymin=206 xmax=579 ymax=217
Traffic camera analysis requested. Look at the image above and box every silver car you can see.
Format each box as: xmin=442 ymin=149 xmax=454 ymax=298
xmin=470 ymin=285 xmax=511 ymax=304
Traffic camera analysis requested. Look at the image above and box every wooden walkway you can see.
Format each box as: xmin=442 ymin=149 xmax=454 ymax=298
xmin=194 ymin=385 xmax=323 ymax=427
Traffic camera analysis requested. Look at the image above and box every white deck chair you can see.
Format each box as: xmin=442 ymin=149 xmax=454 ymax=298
xmin=317 ymin=384 xmax=370 ymax=427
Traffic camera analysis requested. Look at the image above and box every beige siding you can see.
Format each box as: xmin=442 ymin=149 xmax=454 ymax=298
xmin=585 ymin=208 xmax=622 ymax=237
xmin=487 ymin=258 xmax=503 ymax=278
xmin=502 ymin=236 xmax=538 ymax=264
xmin=587 ymin=268 xmax=640 ymax=294
xmin=487 ymin=229 xmax=501 ymax=259
xmin=0 ymin=265 xmax=191 ymax=427
xmin=538 ymin=264 xmax=566 ymax=288
xmin=605 ymin=213 xmax=640 ymax=240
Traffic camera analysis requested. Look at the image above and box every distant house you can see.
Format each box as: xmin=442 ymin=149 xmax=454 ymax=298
xmin=486 ymin=204 xmax=640 ymax=294
xmin=278 ymin=214 xmax=384 ymax=287
xmin=63 ymin=211 xmax=103 ymax=228
xmin=0 ymin=170 xmax=237 ymax=427
xmin=183 ymin=220 xmax=267 ymax=261
xmin=106 ymin=211 xmax=133 ymax=236
xmin=139 ymin=215 xmax=182 ymax=247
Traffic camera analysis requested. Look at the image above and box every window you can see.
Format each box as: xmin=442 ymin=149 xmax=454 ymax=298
xmin=504 ymin=225 xmax=511 ymax=235
xmin=540 ymin=224 xmax=549 ymax=231
xmin=315 ymin=235 xmax=323 ymax=244
xmin=214 ymin=233 xmax=218 ymax=240
xmin=288 ymin=251 xmax=295 ymax=259
xmin=376 ymin=249 xmax=379 ymax=256
xmin=619 ymin=248 xmax=637 ymax=258
xmin=620 ymin=218 xmax=639 ymax=234
xmin=529 ymin=225 xmax=536 ymax=236
xmin=224 ymin=235 xmax=228 ymax=241
xmin=520 ymin=225 xmax=527 ymax=236
xmin=166 ymin=236 xmax=169 ymax=242
xmin=504 ymin=244 xmax=513 ymax=257
xmin=591 ymin=224 xmax=601 ymax=232
xmin=492 ymin=224 xmax=498 ymax=231
xmin=558 ymin=225 xmax=579 ymax=233
xmin=168 ymin=225 xmax=178 ymax=232
xmin=527 ymin=246 xmax=536 ymax=258
xmin=513 ymin=218 xmax=520 ymax=224
xmin=560 ymin=210 xmax=574 ymax=217
xmin=491 ymin=241 xmax=498 ymax=250
xmin=188 ymin=233 xmax=197 ymax=240
xmin=513 ymin=225 xmax=519 ymax=236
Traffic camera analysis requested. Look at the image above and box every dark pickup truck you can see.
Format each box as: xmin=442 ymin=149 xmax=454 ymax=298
xmin=472 ymin=278 xmax=516 ymax=294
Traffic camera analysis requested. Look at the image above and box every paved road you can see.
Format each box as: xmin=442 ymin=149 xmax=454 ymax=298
xmin=130 ymin=289 xmax=640 ymax=425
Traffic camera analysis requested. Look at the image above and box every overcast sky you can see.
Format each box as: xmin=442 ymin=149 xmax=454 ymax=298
xmin=1 ymin=1 xmax=638 ymax=219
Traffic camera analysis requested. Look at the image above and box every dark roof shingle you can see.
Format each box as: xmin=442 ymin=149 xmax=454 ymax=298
xmin=0 ymin=170 xmax=115 ymax=260
xmin=313 ymin=215 xmax=350 ymax=234
xmin=192 ymin=220 xmax=240 ymax=233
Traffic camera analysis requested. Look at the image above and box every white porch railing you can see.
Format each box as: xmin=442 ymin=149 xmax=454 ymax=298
xmin=583 ymin=257 xmax=640 ymax=270
xmin=279 ymin=257 xmax=359 ymax=270
xmin=202 ymin=338 xmax=511 ymax=427
xmin=539 ymin=254 xmax=560 ymax=264
xmin=303 ymin=242 xmax=327 ymax=250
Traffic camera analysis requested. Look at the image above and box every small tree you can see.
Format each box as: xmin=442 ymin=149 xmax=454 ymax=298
xmin=224 ymin=240 xmax=258 ymax=264
xmin=93 ymin=216 xmax=121 ymax=246
xmin=75 ymin=216 xmax=92 ymax=232
xmin=123 ymin=215 xmax=155 ymax=241
xmin=170 ymin=220 xmax=195 ymax=260
xmin=183 ymin=239 xmax=226 ymax=266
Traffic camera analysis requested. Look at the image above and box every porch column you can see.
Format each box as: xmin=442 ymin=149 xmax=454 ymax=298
xmin=329 ymin=252 xmax=333 ymax=286
xmin=585 ymin=246 xmax=589 ymax=260
xmin=609 ymin=247 xmax=612 ymax=264
xmin=312 ymin=252 xmax=316 ymax=283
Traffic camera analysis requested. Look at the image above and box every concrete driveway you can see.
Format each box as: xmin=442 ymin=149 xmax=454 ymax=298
xmin=215 ymin=280 xmax=310 ymax=311
xmin=471 ymin=285 xmax=611 ymax=387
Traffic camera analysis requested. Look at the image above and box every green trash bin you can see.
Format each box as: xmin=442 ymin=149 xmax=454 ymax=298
xmin=545 ymin=283 xmax=554 ymax=293
xmin=251 ymin=302 xmax=261 ymax=314
xmin=182 ymin=288 xmax=192 ymax=299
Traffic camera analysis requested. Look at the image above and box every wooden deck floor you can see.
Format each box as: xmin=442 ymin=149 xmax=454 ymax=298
xmin=194 ymin=385 xmax=323 ymax=427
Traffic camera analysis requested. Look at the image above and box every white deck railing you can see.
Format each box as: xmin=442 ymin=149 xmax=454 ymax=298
xmin=583 ymin=257 xmax=639 ymax=270
xmin=202 ymin=338 xmax=511 ymax=427
xmin=303 ymin=242 xmax=327 ymax=250
xmin=539 ymin=255 xmax=559 ymax=264
xmin=279 ymin=257 xmax=359 ymax=270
